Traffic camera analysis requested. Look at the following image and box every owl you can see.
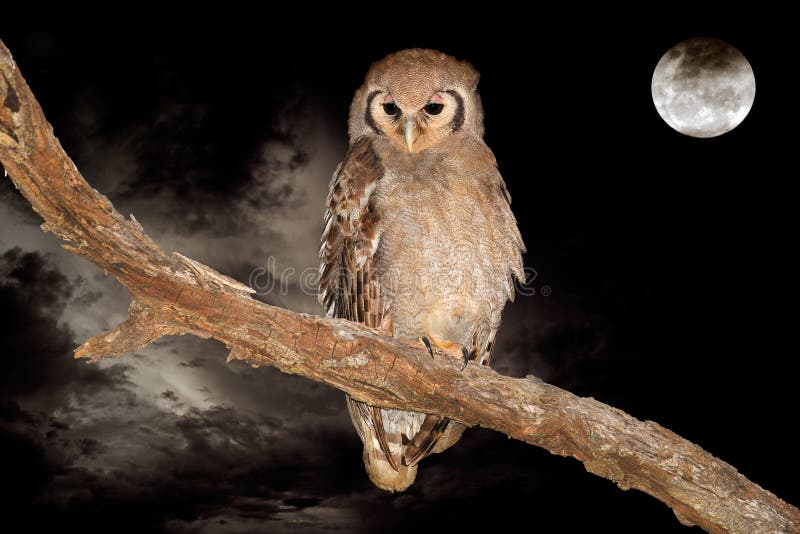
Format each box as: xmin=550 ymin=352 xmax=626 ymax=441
xmin=319 ymin=49 xmax=525 ymax=491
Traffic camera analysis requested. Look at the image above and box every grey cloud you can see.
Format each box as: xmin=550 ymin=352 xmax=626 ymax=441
xmin=75 ymin=437 xmax=107 ymax=458
xmin=49 ymin=419 xmax=70 ymax=431
xmin=160 ymin=389 xmax=180 ymax=402
xmin=179 ymin=357 xmax=206 ymax=368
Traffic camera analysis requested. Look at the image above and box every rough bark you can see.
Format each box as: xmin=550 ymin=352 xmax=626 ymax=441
xmin=0 ymin=39 xmax=797 ymax=533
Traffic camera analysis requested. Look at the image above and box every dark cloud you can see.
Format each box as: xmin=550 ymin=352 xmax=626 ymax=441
xmin=0 ymin=399 xmax=36 ymax=424
xmin=1 ymin=247 xmax=73 ymax=311
xmin=0 ymin=397 xmax=369 ymax=532
xmin=0 ymin=423 xmax=62 ymax=518
xmin=49 ymin=419 xmax=70 ymax=431
xmin=283 ymin=497 xmax=322 ymax=509
xmin=0 ymin=176 xmax=43 ymax=225
xmin=75 ymin=437 xmax=106 ymax=458
xmin=0 ymin=415 xmax=607 ymax=533
xmin=8 ymin=32 xmax=340 ymax=318
xmin=0 ymin=247 xmax=132 ymax=400
xmin=19 ymin=31 xmax=337 ymax=249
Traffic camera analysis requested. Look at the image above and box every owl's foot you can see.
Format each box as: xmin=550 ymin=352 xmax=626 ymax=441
xmin=460 ymin=347 xmax=476 ymax=371
xmin=420 ymin=336 xmax=434 ymax=359
xmin=419 ymin=336 xmax=468 ymax=368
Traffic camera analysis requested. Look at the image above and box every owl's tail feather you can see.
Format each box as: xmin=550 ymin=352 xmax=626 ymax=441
xmin=361 ymin=417 xmax=466 ymax=490
xmin=347 ymin=395 xmax=469 ymax=491
xmin=363 ymin=441 xmax=418 ymax=491
xmin=402 ymin=415 xmax=450 ymax=466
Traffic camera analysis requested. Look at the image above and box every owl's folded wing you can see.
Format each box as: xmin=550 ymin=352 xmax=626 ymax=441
xmin=319 ymin=137 xmax=403 ymax=469
xmin=319 ymin=136 xmax=385 ymax=327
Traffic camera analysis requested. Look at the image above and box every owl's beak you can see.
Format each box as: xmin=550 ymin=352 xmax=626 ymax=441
xmin=404 ymin=120 xmax=418 ymax=150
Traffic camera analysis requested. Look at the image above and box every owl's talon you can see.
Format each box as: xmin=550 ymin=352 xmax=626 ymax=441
xmin=460 ymin=347 xmax=470 ymax=371
xmin=420 ymin=336 xmax=434 ymax=359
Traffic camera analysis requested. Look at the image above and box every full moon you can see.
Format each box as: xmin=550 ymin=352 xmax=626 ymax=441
xmin=651 ymin=37 xmax=755 ymax=138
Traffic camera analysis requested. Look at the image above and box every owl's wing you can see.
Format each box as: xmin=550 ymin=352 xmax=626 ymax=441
xmin=319 ymin=138 xmax=401 ymax=469
xmin=319 ymin=136 xmax=385 ymax=328
xmin=492 ymin=167 xmax=526 ymax=296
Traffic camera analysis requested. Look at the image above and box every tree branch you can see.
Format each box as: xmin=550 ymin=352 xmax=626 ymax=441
xmin=0 ymin=38 xmax=796 ymax=533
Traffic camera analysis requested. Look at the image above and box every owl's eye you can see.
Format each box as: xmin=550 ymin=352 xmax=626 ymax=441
xmin=424 ymin=103 xmax=444 ymax=115
xmin=382 ymin=102 xmax=400 ymax=116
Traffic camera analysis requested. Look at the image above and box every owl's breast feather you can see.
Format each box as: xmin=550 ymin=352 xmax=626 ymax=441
xmin=372 ymin=169 xmax=512 ymax=346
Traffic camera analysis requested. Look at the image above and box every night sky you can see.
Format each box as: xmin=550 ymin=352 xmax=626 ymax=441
xmin=1 ymin=13 xmax=797 ymax=533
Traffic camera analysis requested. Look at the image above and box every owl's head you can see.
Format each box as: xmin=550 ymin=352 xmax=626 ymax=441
xmin=348 ymin=49 xmax=484 ymax=153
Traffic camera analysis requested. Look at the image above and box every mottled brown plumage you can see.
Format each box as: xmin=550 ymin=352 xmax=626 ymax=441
xmin=319 ymin=49 xmax=524 ymax=491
